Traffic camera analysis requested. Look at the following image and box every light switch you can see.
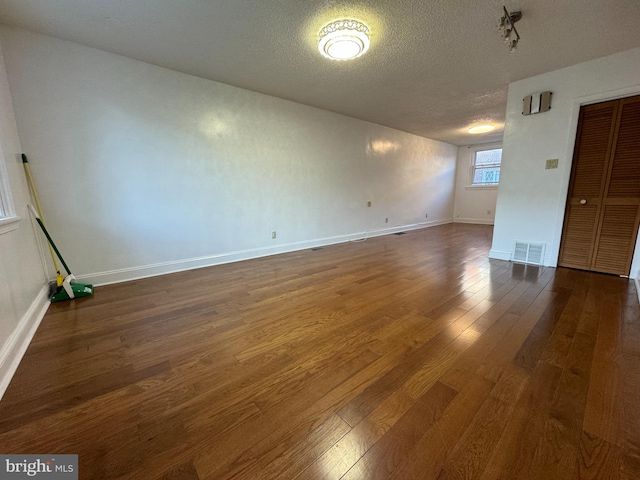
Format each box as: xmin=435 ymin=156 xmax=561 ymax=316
xmin=545 ymin=159 xmax=558 ymax=169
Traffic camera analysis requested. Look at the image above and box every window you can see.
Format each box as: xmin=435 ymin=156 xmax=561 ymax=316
xmin=0 ymin=146 xmax=19 ymax=234
xmin=0 ymin=165 xmax=10 ymax=220
xmin=0 ymin=185 xmax=6 ymax=217
xmin=471 ymin=148 xmax=502 ymax=186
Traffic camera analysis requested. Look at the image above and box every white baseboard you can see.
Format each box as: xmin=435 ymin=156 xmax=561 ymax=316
xmin=489 ymin=249 xmax=511 ymax=261
xmin=0 ymin=285 xmax=49 ymax=401
xmin=78 ymin=219 xmax=453 ymax=286
xmin=453 ymin=218 xmax=494 ymax=225
xmin=635 ymin=277 xmax=640 ymax=306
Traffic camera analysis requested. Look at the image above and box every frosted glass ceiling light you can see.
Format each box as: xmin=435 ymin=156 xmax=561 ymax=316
xmin=319 ymin=20 xmax=370 ymax=60
xmin=468 ymin=125 xmax=495 ymax=134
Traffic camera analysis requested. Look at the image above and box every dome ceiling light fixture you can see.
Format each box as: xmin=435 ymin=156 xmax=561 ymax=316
xmin=318 ymin=20 xmax=370 ymax=61
xmin=468 ymin=125 xmax=496 ymax=134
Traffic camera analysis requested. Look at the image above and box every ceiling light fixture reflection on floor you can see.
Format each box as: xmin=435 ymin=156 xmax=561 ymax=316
xmin=498 ymin=6 xmax=522 ymax=52
xmin=318 ymin=20 xmax=370 ymax=60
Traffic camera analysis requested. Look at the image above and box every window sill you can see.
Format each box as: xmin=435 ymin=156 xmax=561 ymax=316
xmin=465 ymin=185 xmax=499 ymax=190
xmin=0 ymin=215 xmax=21 ymax=235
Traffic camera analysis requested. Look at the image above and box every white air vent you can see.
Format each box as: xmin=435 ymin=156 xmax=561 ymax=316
xmin=512 ymin=241 xmax=545 ymax=265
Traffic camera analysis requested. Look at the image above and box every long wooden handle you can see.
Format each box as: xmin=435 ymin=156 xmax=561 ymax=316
xmin=22 ymin=154 xmax=61 ymax=274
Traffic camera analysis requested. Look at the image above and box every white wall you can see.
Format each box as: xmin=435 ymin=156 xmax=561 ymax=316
xmin=635 ymin=241 xmax=640 ymax=303
xmin=453 ymin=143 xmax=500 ymax=225
xmin=490 ymin=46 xmax=640 ymax=279
xmin=0 ymin=26 xmax=457 ymax=285
xmin=0 ymin=36 xmax=49 ymax=399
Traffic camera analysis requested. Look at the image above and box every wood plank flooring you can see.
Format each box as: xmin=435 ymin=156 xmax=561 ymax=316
xmin=1 ymin=223 xmax=639 ymax=479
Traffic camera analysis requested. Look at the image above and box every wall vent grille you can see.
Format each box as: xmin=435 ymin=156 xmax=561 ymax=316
xmin=513 ymin=241 xmax=545 ymax=265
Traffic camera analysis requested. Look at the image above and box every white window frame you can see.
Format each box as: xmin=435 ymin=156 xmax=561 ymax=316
xmin=0 ymin=145 xmax=20 ymax=235
xmin=467 ymin=144 xmax=502 ymax=190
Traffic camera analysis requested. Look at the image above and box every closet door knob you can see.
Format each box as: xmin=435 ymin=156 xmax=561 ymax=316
xmin=580 ymin=199 xmax=587 ymax=205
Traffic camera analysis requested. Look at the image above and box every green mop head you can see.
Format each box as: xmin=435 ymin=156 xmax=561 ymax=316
xmin=50 ymin=275 xmax=94 ymax=303
xmin=26 ymin=204 xmax=94 ymax=303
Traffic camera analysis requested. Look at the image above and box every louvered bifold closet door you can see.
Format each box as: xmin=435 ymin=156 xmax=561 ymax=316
xmin=558 ymin=100 xmax=617 ymax=270
xmin=592 ymin=96 xmax=640 ymax=275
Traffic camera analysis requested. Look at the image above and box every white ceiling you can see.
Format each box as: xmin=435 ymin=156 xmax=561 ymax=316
xmin=1 ymin=0 xmax=639 ymax=146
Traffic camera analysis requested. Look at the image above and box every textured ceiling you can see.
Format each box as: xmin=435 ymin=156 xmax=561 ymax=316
xmin=0 ymin=0 xmax=639 ymax=145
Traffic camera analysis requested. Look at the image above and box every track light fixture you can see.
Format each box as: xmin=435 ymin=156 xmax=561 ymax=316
xmin=498 ymin=6 xmax=522 ymax=52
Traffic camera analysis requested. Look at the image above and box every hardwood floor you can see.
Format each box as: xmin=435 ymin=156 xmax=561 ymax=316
xmin=1 ymin=223 xmax=639 ymax=479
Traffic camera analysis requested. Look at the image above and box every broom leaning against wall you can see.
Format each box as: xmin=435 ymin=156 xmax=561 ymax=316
xmin=22 ymin=154 xmax=93 ymax=302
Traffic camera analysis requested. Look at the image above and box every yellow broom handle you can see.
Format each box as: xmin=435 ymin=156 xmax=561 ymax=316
xmin=22 ymin=156 xmax=61 ymax=274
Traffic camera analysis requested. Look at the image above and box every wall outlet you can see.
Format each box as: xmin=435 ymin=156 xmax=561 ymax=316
xmin=385 ymin=217 xmax=388 ymax=223
xmin=272 ymin=231 xmax=277 ymax=239
xmin=545 ymin=159 xmax=559 ymax=169
xmin=367 ymin=201 xmax=372 ymax=207
xmin=425 ymin=213 xmax=428 ymax=218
